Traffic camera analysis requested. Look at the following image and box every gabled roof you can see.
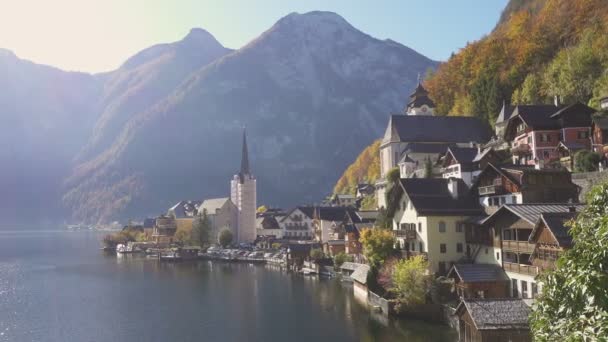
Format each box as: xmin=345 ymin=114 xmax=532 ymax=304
xmin=529 ymin=212 xmax=577 ymax=247
xmin=168 ymin=200 xmax=202 ymax=218
xmin=257 ymin=216 xmax=281 ymax=230
xmin=482 ymin=203 xmax=584 ymax=226
xmin=350 ymin=263 xmax=371 ymax=284
xmin=446 ymin=146 xmax=479 ymax=164
xmin=496 ymin=103 xmax=515 ymax=125
xmin=354 ymin=210 xmax=378 ymax=222
xmin=200 ymin=198 xmax=231 ymax=214
xmin=549 ymin=102 xmax=595 ymax=119
xmin=448 ymin=263 xmax=509 ymax=283
xmin=399 ymin=178 xmax=484 ymax=216
xmin=455 ymin=298 xmax=531 ymax=331
xmin=387 ymin=115 xmax=492 ymax=144
xmin=316 ymin=207 xmax=356 ymax=222
xmin=282 ymin=207 xmax=316 ymax=221
xmin=340 ymin=261 xmax=359 ymax=271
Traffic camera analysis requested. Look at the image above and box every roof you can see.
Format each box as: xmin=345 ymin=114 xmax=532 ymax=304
xmin=399 ymin=178 xmax=484 ymax=216
xmin=456 ymin=298 xmax=531 ymax=331
xmin=336 ymin=194 xmax=355 ymax=200
xmin=350 ymin=264 xmax=370 ymax=284
xmin=403 ymin=142 xmax=456 ymax=155
xmin=287 ymin=243 xmax=320 ymax=252
xmin=407 ymin=96 xmax=435 ymax=109
xmin=355 ymin=210 xmax=378 ymax=222
xmin=200 ymin=198 xmax=230 ymax=214
xmin=529 ymin=212 xmax=577 ymax=246
xmin=344 ymin=224 xmax=361 ymax=238
xmin=448 ymin=263 xmax=509 ymax=283
xmin=549 ymin=102 xmax=595 ymax=120
xmin=327 ymin=240 xmax=345 ymax=246
xmin=168 ymin=200 xmax=202 ymax=218
xmin=340 ymin=262 xmax=359 ymax=271
xmin=282 ymin=207 xmax=316 ymax=221
xmin=257 ymin=216 xmax=281 ymax=230
xmin=482 ymin=203 xmax=584 ymax=226
xmin=316 ymin=207 xmax=356 ymax=222
xmin=512 ymin=105 xmax=563 ymax=130
xmin=387 ymin=115 xmax=492 ymax=144
xmin=447 ymin=146 xmax=479 ymax=164
xmin=496 ymin=103 xmax=515 ymax=125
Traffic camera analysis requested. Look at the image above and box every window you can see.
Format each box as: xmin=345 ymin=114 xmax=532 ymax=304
xmin=419 ymin=242 xmax=424 ymax=252
xmin=418 ymin=222 xmax=422 ymax=232
xmin=411 ymin=242 xmax=416 ymax=251
xmin=512 ymin=195 xmax=517 ymax=204
xmin=440 ymin=243 xmax=447 ymax=253
xmin=512 ymin=279 xmax=519 ymax=297
xmin=485 ymin=248 xmax=488 ymax=254
xmin=400 ymin=223 xmax=407 ymax=230
xmin=527 ymin=136 xmax=532 ymax=144
xmin=578 ymin=131 xmax=589 ymax=139
xmin=500 ymin=197 xmax=506 ymax=205
xmin=456 ymin=223 xmax=463 ymax=233
xmin=543 ymin=150 xmax=550 ymax=159
xmin=496 ymin=252 xmax=500 ymax=260
xmin=439 ymin=221 xmax=446 ymax=233
xmin=521 ymin=280 xmax=529 ymax=299
xmin=532 ymin=283 xmax=538 ymax=298
xmin=456 ymin=243 xmax=463 ymax=253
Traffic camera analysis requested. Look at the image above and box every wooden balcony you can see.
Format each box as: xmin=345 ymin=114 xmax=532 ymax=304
xmin=394 ymin=229 xmax=417 ymax=240
xmin=503 ymin=262 xmax=539 ymax=276
xmin=502 ymin=240 xmax=535 ymax=254
xmin=478 ymin=178 xmax=503 ymax=195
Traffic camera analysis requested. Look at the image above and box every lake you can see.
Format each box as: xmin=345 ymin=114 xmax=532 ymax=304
xmin=0 ymin=229 xmax=455 ymax=341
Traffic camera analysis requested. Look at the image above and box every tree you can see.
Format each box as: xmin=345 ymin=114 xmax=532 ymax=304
xmin=309 ymin=248 xmax=324 ymax=262
xmin=218 ymin=228 xmax=233 ymax=248
xmin=375 ymin=207 xmax=391 ymax=230
xmin=359 ymin=228 xmax=395 ymax=266
xmin=390 ymin=256 xmax=430 ymax=308
xmin=173 ymin=229 xmax=191 ymax=245
xmin=531 ymin=182 xmax=608 ymax=340
xmin=385 ymin=167 xmax=402 ymax=220
xmin=333 ymin=252 xmax=354 ymax=268
xmin=574 ymin=150 xmax=602 ymax=172
xmin=423 ymin=157 xmax=433 ymax=178
xmin=191 ymin=209 xmax=211 ymax=247
xmin=256 ymin=205 xmax=268 ymax=214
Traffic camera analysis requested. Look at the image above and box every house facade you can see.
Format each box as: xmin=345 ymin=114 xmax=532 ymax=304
xmin=280 ymin=207 xmax=314 ymax=239
xmin=391 ymin=178 xmax=484 ymax=274
xmin=504 ymin=102 xmax=595 ymax=167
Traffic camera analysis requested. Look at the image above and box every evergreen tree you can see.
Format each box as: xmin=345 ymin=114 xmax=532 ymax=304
xmin=191 ymin=209 xmax=211 ymax=247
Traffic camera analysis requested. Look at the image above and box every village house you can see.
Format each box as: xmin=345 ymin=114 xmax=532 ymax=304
xmin=390 ymin=177 xmax=484 ymax=274
xmin=376 ymin=83 xmax=492 ymax=208
xmin=447 ymin=263 xmax=509 ymax=299
xmin=439 ymin=146 xmax=502 ymax=187
xmin=152 ymin=214 xmax=177 ymax=243
xmin=280 ymin=207 xmax=315 ymax=240
xmin=167 ymin=200 xmax=202 ymax=231
xmin=329 ymin=194 xmax=357 ymax=208
xmin=472 ymin=163 xmax=579 ymax=212
xmin=477 ymin=203 xmax=584 ymax=299
xmin=503 ymin=102 xmax=595 ymax=168
xmin=528 ymin=212 xmax=577 ymax=274
xmin=356 ymin=183 xmax=375 ymax=199
xmin=455 ymin=298 xmax=532 ymax=342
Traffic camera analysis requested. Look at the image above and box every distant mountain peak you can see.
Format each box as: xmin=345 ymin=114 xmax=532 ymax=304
xmin=181 ymin=27 xmax=222 ymax=47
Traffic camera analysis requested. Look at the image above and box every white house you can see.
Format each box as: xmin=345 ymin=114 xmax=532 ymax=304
xmin=280 ymin=207 xmax=315 ymax=240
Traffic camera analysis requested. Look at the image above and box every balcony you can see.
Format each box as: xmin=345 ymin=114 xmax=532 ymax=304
xmin=394 ymin=229 xmax=417 ymax=240
xmin=478 ymin=178 xmax=503 ymax=196
xmin=503 ymin=262 xmax=539 ymax=276
xmin=503 ymin=240 xmax=535 ymax=254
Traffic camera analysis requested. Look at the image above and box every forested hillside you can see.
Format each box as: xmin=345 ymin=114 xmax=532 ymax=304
xmin=426 ymin=0 xmax=608 ymax=125
xmin=333 ymin=140 xmax=380 ymax=195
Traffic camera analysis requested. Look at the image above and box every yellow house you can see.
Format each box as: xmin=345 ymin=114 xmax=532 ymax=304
xmin=391 ymin=178 xmax=484 ymax=274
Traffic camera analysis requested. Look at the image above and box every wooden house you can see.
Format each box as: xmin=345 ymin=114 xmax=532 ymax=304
xmin=529 ymin=212 xmax=577 ymax=273
xmin=448 ymin=263 xmax=509 ymax=299
xmin=455 ymin=298 xmax=532 ymax=342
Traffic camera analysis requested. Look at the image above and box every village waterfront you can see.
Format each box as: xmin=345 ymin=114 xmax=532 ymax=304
xmin=0 ymin=228 xmax=455 ymax=342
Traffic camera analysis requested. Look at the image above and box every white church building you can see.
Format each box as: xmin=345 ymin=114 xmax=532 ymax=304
xmin=230 ymin=130 xmax=257 ymax=243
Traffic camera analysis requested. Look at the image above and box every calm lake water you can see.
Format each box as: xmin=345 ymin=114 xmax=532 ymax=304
xmin=0 ymin=229 xmax=455 ymax=342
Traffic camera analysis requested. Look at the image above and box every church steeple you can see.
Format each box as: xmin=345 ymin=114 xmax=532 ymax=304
xmin=404 ymin=80 xmax=435 ymax=116
xmin=240 ymin=128 xmax=250 ymax=176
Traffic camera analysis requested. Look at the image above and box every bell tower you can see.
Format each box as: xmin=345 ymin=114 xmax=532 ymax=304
xmin=230 ymin=128 xmax=257 ymax=243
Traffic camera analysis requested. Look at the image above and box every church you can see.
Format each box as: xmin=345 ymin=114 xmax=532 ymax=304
xmin=231 ymin=129 xmax=257 ymax=243
xmin=375 ymin=82 xmax=492 ymax=208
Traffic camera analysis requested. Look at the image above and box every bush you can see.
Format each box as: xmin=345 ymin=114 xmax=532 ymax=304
xmin=359 ymin=228 xmax=396 ymax=266
xmin=218 ymin=228 xmax=233 ymax=248
xmin=333 ymin=252 xmax=353 ymax=268
xmin=574 ymin=150 xmax=602 ymax=172
xmin=391 ymin=256 xmax=430 ymax=310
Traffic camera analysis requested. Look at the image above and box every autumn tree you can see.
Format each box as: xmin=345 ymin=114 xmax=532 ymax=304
xmin=359 ymin=228 xmax=395 ymax=266
xmin=391 ymin=256 xmax=430 ymax=308
xmin=531 ymin=182 xmax=608 ymax=340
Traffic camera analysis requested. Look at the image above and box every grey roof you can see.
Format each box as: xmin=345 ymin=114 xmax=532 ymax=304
xmin=457 ymin=298 xmax=531 ymax=330
xmin=350 ymin=264 xmax=371 ymax=284
xmin=496 ymin=103 xmax=515 ymax=125
xmin=472 ymin=147 xmax=494 ymax=162
xmin=389 ymin=115 xmax=492 ymax=144
xmin=447 ymin=146 xmax=479 ymax=164
xmin=355 ymin=210 xmax=378 ymax=221
xmin=257 ymin=216 xmax=281 ymax=230
xmin=530 ymin=212 xmax=578 ymax=246
xmin=340 ymin=262 xmax=359 ymax=271
xmin=200 ymin=198 xmax=230 ymax=214
xmin=404 ymin=142 xmax=456 ymax=155
xmin=449 ymin=263 xmax=509 ymax=283
xmin=168 ymin=200 xmax=202 ymax=218
xmin=400 ymin=178 xmax=484 ymax=216
xmin=483 ymin=204 xmax=585 ymax=226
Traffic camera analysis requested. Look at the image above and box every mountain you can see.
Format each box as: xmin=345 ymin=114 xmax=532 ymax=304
xmin=425 ymin=0 xmax=608 ymax=124
xmin=62 ymin=11 xmax=438 ymax=224
xmin=0 ymin=50 xmax=101 ymax=223
xmin=333 ymin=140 xmax=380 ymax=196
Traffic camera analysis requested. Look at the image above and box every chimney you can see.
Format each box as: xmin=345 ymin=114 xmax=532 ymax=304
xmin=447 ymin=177 xmax=459 ymax=199
xmin=554 ymin=95 xmax=560 ymax=107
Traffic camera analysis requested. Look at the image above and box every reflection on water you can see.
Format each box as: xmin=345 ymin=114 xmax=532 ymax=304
xmin=0 ymin=230 xmax=455 ymax=342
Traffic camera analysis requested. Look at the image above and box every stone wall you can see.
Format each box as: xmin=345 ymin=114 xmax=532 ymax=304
xmin=368 ymin=291 xmax=390 ymax=315
xmin=571 ymin=170 xmax=608 ymax=201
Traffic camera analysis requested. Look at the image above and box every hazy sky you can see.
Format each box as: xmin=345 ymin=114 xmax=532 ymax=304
xmin=0 ymin=0 xmax=507 ymax=73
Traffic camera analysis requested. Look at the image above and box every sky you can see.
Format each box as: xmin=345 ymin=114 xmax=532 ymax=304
xmin=0 ymin=0 xmax=508 ymax=73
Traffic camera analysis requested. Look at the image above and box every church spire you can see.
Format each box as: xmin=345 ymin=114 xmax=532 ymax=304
xmin=240 ymin=128 xmax=250 ymax=176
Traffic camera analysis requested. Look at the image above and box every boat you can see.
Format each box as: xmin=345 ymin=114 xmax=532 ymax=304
xmin=159 ymin=251 xmax=182 ymax=262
